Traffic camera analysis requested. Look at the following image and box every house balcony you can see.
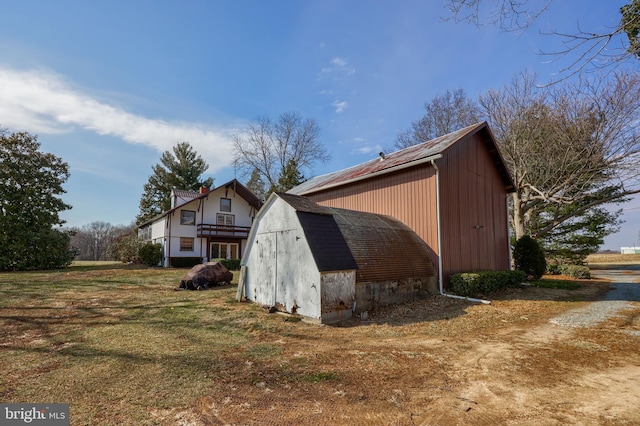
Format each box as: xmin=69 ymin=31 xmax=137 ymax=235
xmin=197 ymin=224 xmax=251 ymax=239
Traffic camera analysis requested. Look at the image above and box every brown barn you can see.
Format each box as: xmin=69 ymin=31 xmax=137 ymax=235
xmin=288 ymin=122 xmax=515 ymax=289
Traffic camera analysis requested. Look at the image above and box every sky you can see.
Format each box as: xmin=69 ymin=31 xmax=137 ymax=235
xmin=0 ymin=0 xmax=638 ymax=250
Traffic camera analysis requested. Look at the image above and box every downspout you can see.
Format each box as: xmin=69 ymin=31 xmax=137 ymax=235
xmin=430 ymin=159 xmax=491 ymax=305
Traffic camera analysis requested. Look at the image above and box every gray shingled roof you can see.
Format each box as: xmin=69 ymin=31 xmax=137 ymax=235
xmin=276 ymin=193 xmax=435 ymax=281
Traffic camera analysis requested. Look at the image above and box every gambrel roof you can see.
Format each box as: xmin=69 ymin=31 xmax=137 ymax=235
xmin=273 ymin=193 xmax=435 ymax=282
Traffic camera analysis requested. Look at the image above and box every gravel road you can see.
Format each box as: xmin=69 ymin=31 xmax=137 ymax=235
xmin=550 ymin=265 xmax=640 ymax=329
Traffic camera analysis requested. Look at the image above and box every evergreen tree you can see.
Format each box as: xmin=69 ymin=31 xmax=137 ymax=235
xmin=266 ymin=159 xmax=305 ymax=198
xmin=137 ymin=142 xmax=214 ymax=224
xmin=245 ymin=168 xmax=267 ymax=201
xmin=621 ymin=0 xmax=640 ymax=58
xmin=0 ymin=130 xmax=75 ymax=270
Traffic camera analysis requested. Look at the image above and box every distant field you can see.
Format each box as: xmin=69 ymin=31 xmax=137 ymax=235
xmin=71 ymin=260 xmax=122 ymax=266
xmin=586 ymin=253 xmax=640 ymax=264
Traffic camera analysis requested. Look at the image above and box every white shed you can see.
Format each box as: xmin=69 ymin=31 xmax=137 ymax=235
xmin=239 ymin=192 xmax=437 ymax=323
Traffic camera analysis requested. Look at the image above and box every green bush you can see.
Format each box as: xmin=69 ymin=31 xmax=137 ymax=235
xmin=558 ymin=264 xmax=591 ymax=279
xmin=107 ymin=233 xmax=141 ymax=263
xmin=212 ymin=258 xmax=241 ymax=271
xmin=513 ymin=235 xmax=546 ymax=280
xmin=546 ymin=263 xmax=561 ymax=275
xmin=546 ymin=262 xmax=591 ymax=279
xmin=450 ymin=270 xmax=527 ymax=298
xmin=139 ymin=243 xmax=162 ymax=266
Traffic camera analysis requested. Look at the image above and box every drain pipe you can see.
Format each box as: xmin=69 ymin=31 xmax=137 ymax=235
xmin=430 ymin=159 xmax=491 ymax=305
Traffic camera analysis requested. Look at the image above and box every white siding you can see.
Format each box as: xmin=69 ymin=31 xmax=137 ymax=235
xmin=200 ymin=188 xmax=256 ymax=229
xmin=146 ymin=182 xmax=258 ymax=267
xmin=244 ymin=197 xmax=323 ymax=319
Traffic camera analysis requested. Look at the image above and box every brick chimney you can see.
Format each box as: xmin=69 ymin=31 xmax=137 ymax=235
xmin=199 ymin=186 xmax=210 ymax=194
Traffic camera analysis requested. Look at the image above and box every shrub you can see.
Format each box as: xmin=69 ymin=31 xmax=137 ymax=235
xmin=107 ymin=233 xmax=141 ymax=263
xmin=558 ymin=264 xmax=591 ymax=279
xmin=546 ymin=262 xmax=591 ymax=279
xmin=513 ymin=235 xmax=546 ymax=280
xmin=546 ymin=263 xmax=561 ymax=275
xmin=139 ymin=243 xmax=162 ymax=266
xmin=213 ymin=258 xmax=241 ymax=271
xmin=450 ymin=270 xmax=527 ymax=298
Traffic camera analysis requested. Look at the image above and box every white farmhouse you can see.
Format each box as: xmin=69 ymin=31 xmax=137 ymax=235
xmin=138 ymin=179 xmax=263 ymax=267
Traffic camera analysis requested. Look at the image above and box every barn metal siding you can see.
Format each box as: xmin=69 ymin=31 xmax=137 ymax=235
xmin=305 ymin=166 xmax=439 ymax=260
xmin=438 ymin=133 xmax=511 ymax=278
xmin=298 ymin=131 xmax=512 ymax=286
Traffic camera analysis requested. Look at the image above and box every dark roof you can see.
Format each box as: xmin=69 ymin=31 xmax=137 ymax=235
xmin=276 ymin=193 xmax=435 ymax=281
xmin=275 ymin=192 xmax=333 ymax=215
xmin=139 ymin=179 xmax=263 ymax=227
xmin=222 ymin=179 xmax=263 ymax=211
xmin=289 ymin=122 xmax=515 ymax=195
xmin=330 ymin=207 xmax=435 ymax=283
xmin=296 ymin=212 xmax=358 ymax=272
xmin=172 ymin=189 xmax=200 ymax=200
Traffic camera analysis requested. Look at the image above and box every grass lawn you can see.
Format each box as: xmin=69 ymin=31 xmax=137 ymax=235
xmin=0 ymin=262 xmax=631 ymax=425
xmin=0 ymin=264 xmax=273 ymax=424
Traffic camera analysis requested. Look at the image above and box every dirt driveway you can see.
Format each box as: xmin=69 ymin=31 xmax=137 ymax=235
xmin=189 ymin=268 xmax=640 ymax=425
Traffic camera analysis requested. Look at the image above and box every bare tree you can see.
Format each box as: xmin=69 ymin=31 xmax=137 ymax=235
xmin=70 ymin=221 xmax=133 ymax=261
xmin=395 ymin=88 xmax=481 ymax=149
xmin=232 ymin=112 xmax=330 ymax=190
xmin=444 ymin=0 xmax=640 ymax=81
xmin=480 ymin=70 xmax=640 ymax=240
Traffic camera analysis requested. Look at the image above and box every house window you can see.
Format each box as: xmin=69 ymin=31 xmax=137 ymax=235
xmin=217 ymin=213 xmax=234 ymax=227
xmin=138 ymin=226 xmax=151 ymax=241
xmin=220 ymin=198 xmax=231 ymax=212
xmin=180 ymin=210 xmax=196 ymax=225
xmin=180 ymin=237 xmax=194 ymax=251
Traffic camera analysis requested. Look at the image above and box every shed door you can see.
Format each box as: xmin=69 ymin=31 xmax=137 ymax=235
xmin=253 ymin=232 xmax=276 ymax=306
xmin=275 ymin=230 xmax=297 ymax=313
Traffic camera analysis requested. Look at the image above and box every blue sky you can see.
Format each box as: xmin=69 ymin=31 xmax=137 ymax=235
xmin=1 ymin=0 xmax=638 ymax=249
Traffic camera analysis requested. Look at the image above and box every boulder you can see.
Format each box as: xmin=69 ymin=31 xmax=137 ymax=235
xmin=176 ymin=261 xmax=233 ymax=290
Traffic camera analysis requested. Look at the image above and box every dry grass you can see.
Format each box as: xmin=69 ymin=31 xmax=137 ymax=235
xmin=587 ymin=253 xmax=640 ymax=264
xmin=1 ymin=263 xmax=638 ymax=425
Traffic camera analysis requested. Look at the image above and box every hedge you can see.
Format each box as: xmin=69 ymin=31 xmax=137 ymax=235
xmin=212 ymin=258 xmax=241 ymax=271
xmin=547 ymin=263 xmax=591 ymax=279
xmin=450 ymin=270 xmax=527 ymax=298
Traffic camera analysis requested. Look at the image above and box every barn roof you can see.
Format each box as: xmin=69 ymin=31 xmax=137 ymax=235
xmin=275 ymin=193 xmax=435 ymax=281
xmin=289 ymin=121 xmax=515 ymax=195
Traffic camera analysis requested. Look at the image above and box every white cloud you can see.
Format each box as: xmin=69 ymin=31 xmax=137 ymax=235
xmin=320 ymin=56 xmax=355 ymax=77
xmin=332 ymin=100 xmax=348 ymax=113
xmin=355 ymin=144 xmax=383 ymax=155
xmin=0 ymin=67 xmax=238 ymax=173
